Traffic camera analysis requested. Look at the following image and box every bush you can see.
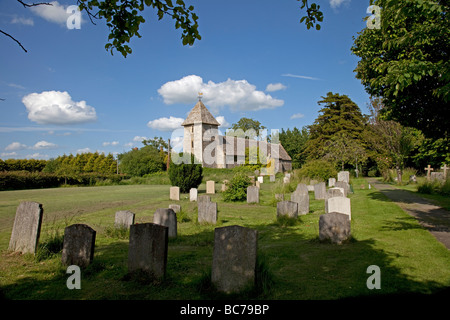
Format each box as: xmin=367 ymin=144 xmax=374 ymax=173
xmin=168 ymin=153 xmax=203 ymax=193
xmin=222 ymin=172 xmax=251 ymax=202
xmin=296 ymin=159 xmax=337 ymax=181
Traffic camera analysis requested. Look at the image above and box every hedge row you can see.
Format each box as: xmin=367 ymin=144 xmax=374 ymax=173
xmin=0 ymin=171 xmax=129 ymax=191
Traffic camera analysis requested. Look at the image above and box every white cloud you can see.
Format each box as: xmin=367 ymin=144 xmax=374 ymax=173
xmin=1 ymin=152 xmax=18 ymax=158
xmin=76 ymin=147 xmax=92 ymax=154
xmin=102 ymin=141 xmax=119 ymax=146
xmin=32 ymin=140 xmax=58 ymax=149
xmin=282 ymin=73 xmax=320 ymax=81
xmin=147 ymin=116 xmax=185 ymax=132
xmin=215 ymin=116 xmax=229 ymax=128
xmin=22 ymin=90 xmax=97 ymax=125
xmin=133 ymin=136 xmax=148 ymax=142
xmin=5 ymin=142 xmax=27 ymax=151
xmin=266 ymin=83 xmax=287 ymax=92
xmin=11 ymin=16 xmax=34 ymax=26
xmin=30 ymin=1 xmax=76 ymax=26
xmin=158 ymin=75 xmax=284 ymax=113
xmin=290 ymin=113 xmax=305 ymax=120
xmin=25 ymin=153 xmax=49 ymax=160
xmin=330 ymin=0 xmax=351 ymax=9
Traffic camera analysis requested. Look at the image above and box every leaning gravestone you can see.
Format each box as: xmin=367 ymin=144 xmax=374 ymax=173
xmin=325 ymin=188 xmax=345 ymax=213
xmin=153 ymin=208 xmax=177 ymax=238
xmin=115 ymin=210 xmax=135 ymax=229
xmin=8 ymin=201 xmax=43 ymax=254
xmin=314 ymin=182 xmax=326 ymax=200
xmin=169 ymin=186 xmax=180 ymax=201
xmin=190 ymin=188 xmax=198 ymax=202
xmin=128 ymin=223 xmax=168 ymax=279
xmin=291 ymin=190 xmax=309 ymax=215
xmin=206 ymin=180 xmax=215 ymax=194
xmin=277 ymin=201 xmax=298 ymax=219
xmin=247 ymin=186 xmax=259 ymax=203
xmin=61 ymin=224 xmax=96 ymax=268
xmin=319 ymin=212 xmax=351 ymax=244
xmin=169 ymin=204 xmax=181 ymax=213
xmin=337 ymin=171 xmax=350 ymax=183
xmin=334 ymin=181 xmax=349 ymax=197
xmin=198 ymin=201 xmax=218 ymax=224
xmin=327 ymin=197 xmax=351 ymax=220
xmin=211 ymin=225 xmax=258 ymax=294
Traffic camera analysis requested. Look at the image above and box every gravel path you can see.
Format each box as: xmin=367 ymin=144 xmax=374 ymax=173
xmin=367 ymin=178 xmax=450 ymax=250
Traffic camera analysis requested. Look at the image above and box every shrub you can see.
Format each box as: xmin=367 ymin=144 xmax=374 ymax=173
xmin=222 ymin=172 xmax=251 ymax=202
xmin=296 ymin=159 xmax=337 ymax=181
xmin=168 ymin=153 xmax=203 ymax=193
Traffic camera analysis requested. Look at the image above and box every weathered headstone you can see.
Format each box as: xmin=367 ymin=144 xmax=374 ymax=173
xmin=337 ymin=171 xmax=350 ymax=183
xmin=290 ymin=191 xmax=309 ymax=215
xmin=334 ymin=181 xmax=350 ymax=197
xmin=431 ymin=172 xmax=445 ymax=182
xmin=247 ymin=186 xmax=259 ymax=203
xmin=221 ymin=180 xmax=229 ymax=192
xmin=277 ymin=201 xmax=298 ymax=219
xmin=128 ymin=223 xmax=168 ymax=279
xmin=314 ymin=182 xmax=326 ymax=200
xmin=168 ymin=204 xmax=181 ymax=213
xmin=190 ymin=188 xmax=198 ymax=202
xmin=257 ymin=176 xmax=264 ymax=184
xmin=61 ymin=224 xmax=96 ymax=268
xmin=325 ymin=188 xmax=345 ymax=213
xmin=295 ymin=183 xmax=308 ymax=195
xmin=115 ymin=210 xmax=135 ymax=229
xmin=198 ymin=195 xmax=211 ymax=203
xmin=169 ymin=186 xmax=180 ymax=201
xmin=211 ymin=225 xmax=258 ymax=294
xmin=270 ymin=175 xmax=275 ymax=182
xmin=328 ymin=178 xmax=336 ymax=187
xmin=327 ymin=197 xmax=351 ymax=220
xmin=206 ymin=180 xmax=215 ymax=194
xmin=319 ymin=212 xmax=351 ymax=244
xmin=198 ymin=201 xmax=218 ymax=224
xmin=8 ymin=201 xmax=43 ymax=254
xmin=307 ymin=185 xmax=315 ymax=192
xmin=153 ymin=208 xmax=177 ymax=238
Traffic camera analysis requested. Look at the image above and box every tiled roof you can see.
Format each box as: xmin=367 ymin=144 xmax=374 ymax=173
xmin=181 ymin=100 xmax=220 ymax=126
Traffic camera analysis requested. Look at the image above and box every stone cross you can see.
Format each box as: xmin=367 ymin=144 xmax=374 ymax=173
xmin=441 ymin=164 xmax=449 ymax=179
xmin=424 ymin=165 xmax=434 ymax=180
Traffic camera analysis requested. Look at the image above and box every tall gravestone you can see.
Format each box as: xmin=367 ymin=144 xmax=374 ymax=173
xmin=277 ymin=201 xmax=298 ymax=219
xmin=169 ymin=186 xmax=180 ymax=201
xmin=319 ymin=212 xmax=351 ymax=244
xmin=334 ymin=181 xmax=349 ymax=197
xmin=8 ymin=201 xmax=43 ymax=254
xmin=295 ymin=183 xmax=309 ymax=195
xmin=211 ymin=225 xmax=258 ymax=294
xmin=325 ymin=188 xmax=345 ymax=213
xmin=128 ymin=223 xmax=168 ymax=279
xmin=206 ymin=180 xmax=215 ymax=194
xmin=153 ymin=208 xmax=177 ymax=238
xmin=61 ymin=224 xmax=96 ymax=268
xmin=198 ymin=195 xmax=211 ymax=203
xmin=198 ymin=201 xmax=218 ymax=224
xmin=291 ymin=190 xmax=309 ymax=215
xmin=337 ymin=171 xmax=350 ymax=183
xmin=190 ymin=188 xmax=198 ymax=202
xmin=247 ymin=186 xmax=259 ymax=203
xmin=115 ymin=210 xmax=135 ymax=229
xmin=314 ymin=182 xmax=326 ymax=200
xmin=327 ymin=197 xmax=351 ymax=220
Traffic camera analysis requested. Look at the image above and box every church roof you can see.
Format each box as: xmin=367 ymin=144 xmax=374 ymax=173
xmin=181 ymin=100 xmax=220 ymax=126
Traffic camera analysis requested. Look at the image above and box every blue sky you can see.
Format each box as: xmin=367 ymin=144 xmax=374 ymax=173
xmin=0 ymin=0 xmax=372 ymax=160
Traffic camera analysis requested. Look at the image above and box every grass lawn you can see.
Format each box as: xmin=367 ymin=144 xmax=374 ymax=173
xmin=0 ymin=177 xmax=449 ymax=300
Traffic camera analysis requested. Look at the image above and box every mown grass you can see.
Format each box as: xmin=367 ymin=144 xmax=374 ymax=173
xmin=0 ymin=176 xmax=449 ymax=300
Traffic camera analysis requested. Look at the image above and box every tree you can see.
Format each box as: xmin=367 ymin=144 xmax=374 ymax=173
xmin=119 ymin=145 xmax=165 ymax=176
xmin=351 ymin=0 xmax=449 ymax=139
xmin=168 ymin=153 xmax=202 ymax=193
xmin=228 ymin=118 xmax=266 ymax=140
xmin=303 ymin=92 xmax=367 ymax=167
xmin=323 ymin=132 xmax=368 ymax=171
xmin=278 ymin=127 xmax=309 ymax=169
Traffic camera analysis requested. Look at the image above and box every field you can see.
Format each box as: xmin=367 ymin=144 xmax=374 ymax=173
xmin=1 ymin=176 xmax=449 ymax=300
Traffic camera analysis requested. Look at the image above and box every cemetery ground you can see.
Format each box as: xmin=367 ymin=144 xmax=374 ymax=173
xmin=0 ymin=177 xmax=449 ymax=300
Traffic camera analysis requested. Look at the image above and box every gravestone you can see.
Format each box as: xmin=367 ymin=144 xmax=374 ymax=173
xmin=198 ymin=201 xmax=218 ymax=224
xmin=198 ymin=195 xmax=211 ymax=203
xmin=327 ymin=197 xmax=351 ymax=220
xmin=328 ymin=178 xmax=336 ymax=187
xmin=190 ymin=188 xmax=198 ymax=202
xmin=8 ymin=201 xmax=43 ymax=254
xmin=409 ymin=175 xmax=417 ymax=183
xmin=222 ymin=180 xmax=229 ymax=192
xmin=319 ymin=212 xmax=351 ymax=244
xmin=334 ymin=181 xmax=349 ymax=197
xmin=295 ymin=183 xmax=309 ymax=195
xmin=257 ymin=176 xmax=264 ymax=184
xmin=325 ymin=188 xmax=345 ymax=213
xmin=61 ymin=224 xmax=96 ymax=268
xmin=283 ymin=176 xmax=290 ymax=184
xmin=256 ymin=181 xmax=261 ymax=188
xmin=277 ymin=201 xmax=298 ymax=219
xmin=169 ymin=186 xmax=180 ymax=201
xmin=270 ymin=175 xmax=275 ymax=182
xmin=128 ymin=223 xmax=168 ymax=279
xmin=431 ymin=172 xmax=445 ymax=182
xmin=337 ymin=171 xmax=350 ymax=183
xmin=206 ymin=180 xmax=215 ymax=194
xmin=314 ymin=182 xmax=326 ymax=200
xmin=211 ymin=225 xmax=258 ymax=294
xmin=115 ymin=210 xmax=135 ymax=229
xmin=307 ymin=185 xmax=315 ymax=192
xmin=153 ymin=208 xmax=177 ymax=238
xmin=424 ymin=165 xmax=434 ymax=180
xmin=291 ymin=190 xmax=309 ymax=215
xmin=168 ymin=204 xmax=181 ymax=213
xmin=247 ymin=186 xmax=259 ymax=203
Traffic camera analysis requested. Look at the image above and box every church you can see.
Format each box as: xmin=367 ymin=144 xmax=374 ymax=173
xmin=181 ymin=98 xmax=292 ymax=173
